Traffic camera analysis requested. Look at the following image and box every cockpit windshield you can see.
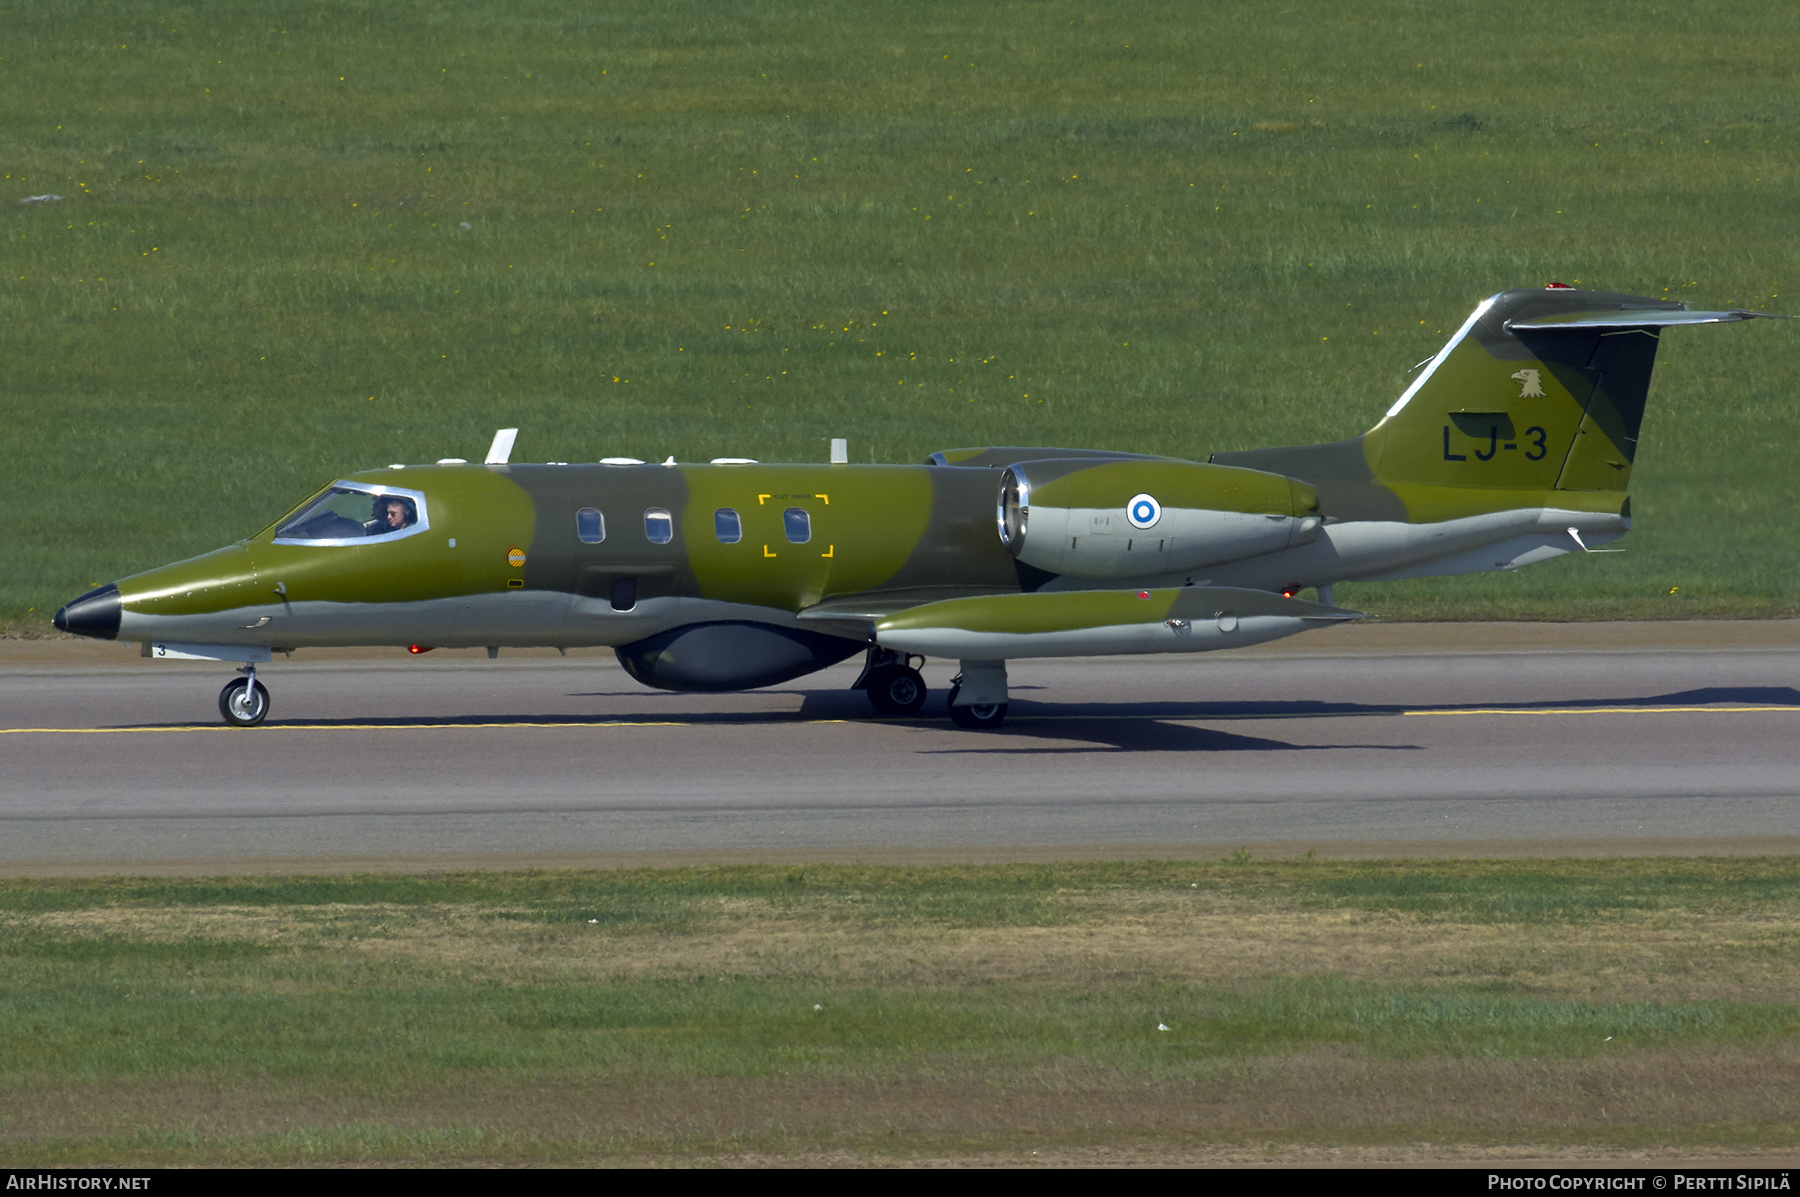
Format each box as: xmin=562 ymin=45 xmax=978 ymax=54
xmin=273 ymin=483 xmax=430 ymax=546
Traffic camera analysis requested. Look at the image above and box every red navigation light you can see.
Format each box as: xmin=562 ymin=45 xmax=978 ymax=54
xmin=1281 ymin=587 xmax=1299 ymax=598
xmin=1545 ymin=281 xmax=1573 ymax=289
xmin=1136 ymin=590 xmax=1151 ymax=599
xmin=408 ymin=644 xmax=435 ymax=654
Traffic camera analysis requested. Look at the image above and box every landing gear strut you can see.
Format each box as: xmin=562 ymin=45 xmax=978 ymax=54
xmin=856 ymin=648 xmax=928 ymax=716
xmin=946 ymin=685 xmax=1007 ymax=729
xmin=218 ymin=664 xmax=270 ymax=727
xmin=946 ymin=659 xmax=1009 ymax=730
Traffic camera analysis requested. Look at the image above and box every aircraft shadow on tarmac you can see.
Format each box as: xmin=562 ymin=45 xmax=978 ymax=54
xmin=916 ymin=719 xmax=1418 ymax=755
xmin=798 ymin=682 xmax=1800 ymax=721
xmin=876 ymin=684 xmax=1800 ymax=755
xmin=113 ymin=684 xmax=1800 ymax=742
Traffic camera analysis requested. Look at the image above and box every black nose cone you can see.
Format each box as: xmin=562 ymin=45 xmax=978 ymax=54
xmin=54 ymin=583 xmax=122 ymax=640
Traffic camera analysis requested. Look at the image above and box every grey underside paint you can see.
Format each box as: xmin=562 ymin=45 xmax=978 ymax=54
xmin=118 ymin=592 xmax=867 ymax=651
xmin=1056 ymin=507 xmax=1628 ymax=593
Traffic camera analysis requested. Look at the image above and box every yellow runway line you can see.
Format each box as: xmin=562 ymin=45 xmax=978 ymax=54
xmin=0 ymin=719 xmax=852 ymax=735
xmin=1 ymin=706 xmax=1795 ymax=735
xmin=1402 ymin=705 xmax=1800 ymax=717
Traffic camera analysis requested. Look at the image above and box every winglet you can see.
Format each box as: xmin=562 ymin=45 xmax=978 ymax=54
xmin=485 ymin=428 xmax=519 ymax=465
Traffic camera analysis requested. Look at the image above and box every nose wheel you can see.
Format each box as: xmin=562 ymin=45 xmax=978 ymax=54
xmin=219 ymin=667 xmax=270 ymax=727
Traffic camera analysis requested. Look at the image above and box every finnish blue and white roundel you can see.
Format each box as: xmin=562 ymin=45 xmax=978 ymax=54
xmin=1126 ymin=493 xmax=1161 ymax=530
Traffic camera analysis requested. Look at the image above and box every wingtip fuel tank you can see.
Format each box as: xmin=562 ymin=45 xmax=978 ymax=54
xmin=874 ymin=586 xmax=1359 ymax=660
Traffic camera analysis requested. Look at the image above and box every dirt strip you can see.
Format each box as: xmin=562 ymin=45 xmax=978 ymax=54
xmin=9 ymin=837 xmax=1800 ymax=879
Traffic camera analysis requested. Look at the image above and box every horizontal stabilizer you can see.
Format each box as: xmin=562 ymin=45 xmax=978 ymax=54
xmin=1507 ymin=309 xmax=1789 ymax=331
xmin=874 ymin=586 xmax=1358 ymax=660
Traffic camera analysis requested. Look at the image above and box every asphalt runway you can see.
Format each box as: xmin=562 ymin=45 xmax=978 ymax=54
xmin=4 ymin=623 xmax=1799 ymax=874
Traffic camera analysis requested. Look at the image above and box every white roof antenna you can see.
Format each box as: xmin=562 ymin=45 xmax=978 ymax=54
xmin=485 ymin=428 xmax=519 ymax=465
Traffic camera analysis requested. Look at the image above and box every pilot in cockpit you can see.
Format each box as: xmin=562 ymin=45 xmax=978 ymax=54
xmin=366 ymin=495 xmax=417 ymax=535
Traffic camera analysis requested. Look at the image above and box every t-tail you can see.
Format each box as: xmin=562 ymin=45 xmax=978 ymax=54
xmin=1208 ymin=286 xmax=1787 ymax=588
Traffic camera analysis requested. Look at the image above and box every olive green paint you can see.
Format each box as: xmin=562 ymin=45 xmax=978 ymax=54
xmin=515 ymin=464 xmax=697 ymax=605
xmin=125 ymin=466 xmax=536 ymax=619
xmin=1028 ymin=459 xmax=1317 ymax=518
xmin=680 ymin=464 xmax=935 ymax=610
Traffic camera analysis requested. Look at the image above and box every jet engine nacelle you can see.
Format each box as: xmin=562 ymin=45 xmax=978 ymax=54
xmin=997 ymin=458 xmax=1321 ymax=579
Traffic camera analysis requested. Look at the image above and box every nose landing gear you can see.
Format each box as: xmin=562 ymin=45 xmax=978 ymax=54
xmin=219 ymin=665 xmax=270 ymax=727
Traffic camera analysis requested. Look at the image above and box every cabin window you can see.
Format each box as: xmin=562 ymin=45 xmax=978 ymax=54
xmin=783 ymin=507 xmax=811 ymax=544
xmin=644 ymin=507 xmax=673 ymax=545
xmin=273 ymin=483 xmax=429 ymax=546
xmin=576 ymin=507 xmax=605 ymax=544
xmin=714 ymin=508 xmax=742 ymax=544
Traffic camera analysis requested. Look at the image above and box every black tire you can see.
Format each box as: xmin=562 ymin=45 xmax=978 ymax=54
xmin=945 ymin=683 xmax=1007 ymax=730
xmin=218 ymin=677 xmax=270 ymax=727
xmin=866 ymin=665 xmax=928 ymax=716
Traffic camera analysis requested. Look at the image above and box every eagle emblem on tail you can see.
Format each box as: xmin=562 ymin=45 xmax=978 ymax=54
xmin=1511 ymin=368 xmax=1545 ymax=398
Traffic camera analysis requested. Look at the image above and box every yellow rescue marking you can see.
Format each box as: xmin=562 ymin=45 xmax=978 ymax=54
xmin=756 ymin=493 xmax=771 ymax=505
xmin=506 ymin=547 xmax=526 ymax=568
xmin=814 ymin=493 xmax=830 ymax=504
xmin=0 ymin=719 xmax=855 ymax=735
xmin=820 ymin=544 xmax=834 ymax=558
xmin=763 ymin=544 xmax=777 ymax=557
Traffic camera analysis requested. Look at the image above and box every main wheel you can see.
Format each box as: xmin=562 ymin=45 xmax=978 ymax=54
xmin=945 ymin=683 xmax=1008 ymax=730
xmin=866 ymin=664 xmax=928 ymax=716
xmin=218 ymin=677 xmax=270 ymax=727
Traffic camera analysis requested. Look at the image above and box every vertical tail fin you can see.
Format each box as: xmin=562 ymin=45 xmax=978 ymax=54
xmin=1215 ymin=288 xmax=1781 ymax=513
xmin=1366 ymin=287 xmax=1693 ymax=493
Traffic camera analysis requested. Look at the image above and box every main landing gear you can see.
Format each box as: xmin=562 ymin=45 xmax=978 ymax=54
xmin=858 ymin=648 xmax=929 ymax=716
xmin=856 ymin=650 xmax=1011 ymax=730
xmin=946 ymin=685 xmax=1008 ymax=730
xmin=218 ymin=664 xmax=270 ymax=727
xmin=947 ymin=658 xmax=1009 ymax=730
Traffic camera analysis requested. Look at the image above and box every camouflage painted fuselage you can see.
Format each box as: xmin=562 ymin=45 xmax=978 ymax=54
xmin=55 ymin=287 xmax=1784 ymax=696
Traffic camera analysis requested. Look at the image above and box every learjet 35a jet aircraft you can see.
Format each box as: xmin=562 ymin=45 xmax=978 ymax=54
xmin=54 ymin=286 xmax=1787 ymax=727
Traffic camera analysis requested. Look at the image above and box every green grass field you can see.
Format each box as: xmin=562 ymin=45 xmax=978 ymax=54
xmin=3 ymin=0 xmax=1797 ymax=628
xmin=3 ymin=859 xmax=1798 ymax=1164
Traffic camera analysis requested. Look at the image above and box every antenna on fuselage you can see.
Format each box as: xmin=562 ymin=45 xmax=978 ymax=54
xmin=485 ymin=428 xmax=519 ymax=465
